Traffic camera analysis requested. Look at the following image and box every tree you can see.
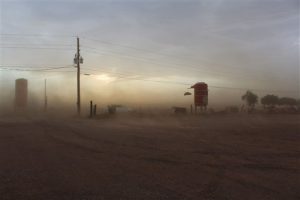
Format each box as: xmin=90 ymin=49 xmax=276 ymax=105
xmin=242 ymin=90 xmax=258 ymax=112
xmin=261 ymin=94 xmax=279 ymax=109
xmin=278 ymin=97 xmax=297 ymax=107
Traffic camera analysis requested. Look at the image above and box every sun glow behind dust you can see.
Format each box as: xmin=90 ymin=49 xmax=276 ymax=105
xmin=95 ymin=74 xmax=117 ymax=83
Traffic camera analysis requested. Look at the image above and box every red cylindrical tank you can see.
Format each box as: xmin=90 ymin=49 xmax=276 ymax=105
xmin=191 ymin=82 xmax=208 ymax=107
xmin=15 ymin=78 xmax=28 ymax=108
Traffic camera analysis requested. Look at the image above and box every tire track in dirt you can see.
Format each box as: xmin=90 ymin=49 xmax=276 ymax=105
xmin=36 ymin=120 xmax=188 ymax=165
xmin=36 ymin=121 xmax=105 ymax=155
xmin=192 ymin=131 xmax=228 ymax=200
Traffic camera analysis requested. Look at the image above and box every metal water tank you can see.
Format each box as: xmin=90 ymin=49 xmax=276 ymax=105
xmin=191 ymin=82 xmax=208 ymax=107
xmin=15 ymin=78 xmax=28 ymax=108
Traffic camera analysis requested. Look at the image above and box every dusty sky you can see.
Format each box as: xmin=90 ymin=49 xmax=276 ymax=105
xmin=0 ymin=0 xmax=299 ymax=111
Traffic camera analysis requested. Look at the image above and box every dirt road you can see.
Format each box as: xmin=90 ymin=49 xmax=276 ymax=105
xmin=0 ymin=114 xmax=299 ymax=200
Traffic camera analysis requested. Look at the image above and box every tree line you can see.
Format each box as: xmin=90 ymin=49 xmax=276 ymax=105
xmin=241 ymin=90 xmax=300 ymax=112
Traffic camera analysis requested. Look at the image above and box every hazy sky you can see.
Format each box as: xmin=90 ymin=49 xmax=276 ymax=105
xmin=0 ymin=0 xmax=299 ymax=110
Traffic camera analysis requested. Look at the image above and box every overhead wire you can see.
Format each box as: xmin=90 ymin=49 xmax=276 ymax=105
xmin=81 ymin=46 xmax=274 ymax=84
xmin=0 ymin=43 xmax=74 ymax=47
xmin=0 ymin=64 xmax=74 ymax=68
xmin=0 ymin=34 xmax=76 ymax=51
xmin=0 ymin=33 xmax=76 ymax=38
xmin=81 ymin=36 xmax=275 ymax=74
xmin=1 ymin=64 xmax=297 ymax=94
xmin=0 ymin=65 xmax=75 ymax=72
xmin=82 ymin=66 xmax=145 ymax=78
xmin=1 ymin=33 xmax=297 ymax=95
xmin=0 ymin=33 xmax=281 ymax=83
xmin=79 ymin=70 xmax=298 ymax=94
xmin=0 ymin=46 xmax=74 ymax=50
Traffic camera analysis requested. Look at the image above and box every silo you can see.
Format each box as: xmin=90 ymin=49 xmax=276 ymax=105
xmin=15 ymin=78 xmax=28 ymax=109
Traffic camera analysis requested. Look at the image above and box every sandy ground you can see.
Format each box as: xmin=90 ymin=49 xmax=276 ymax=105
xmin=0 ymin=114 xmax=299 ymax=200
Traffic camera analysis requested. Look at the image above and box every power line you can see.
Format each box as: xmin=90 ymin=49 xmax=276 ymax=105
xmin=0 ymin=46 xmax=74 ymax=50
xmin=0 ymin=69 xmax=75 ymax=73
xmin=1 ymin=64 xmax=296 ymax=94
xmin=82 ymin=36 xmax=168 ymax=56
xmin=0 ymin=33 xmax=284 ymax=84
xmin=0 ymin=33 xmax=289 ymax=76
xmin=81 ymin=36 xmax=274 ymax=74
xmin=1 ymin=33 xmax=297 ymax=95
xmin=0 ymin=33 xmax=76 ymax=38
xmin=0 ymin=64 xmax=73 ymax=68
xmin=0 ymin=65 xmax=74 ymax=72
xmin=79 ymin=70 xmax=298 ymax=94
xmin=0 ymin=43 xmax=74 ymax=47
xmin=82 ymin=47 xmax=273 ymax=84
xmin=83 ymin=66 xmax=144 ymax=78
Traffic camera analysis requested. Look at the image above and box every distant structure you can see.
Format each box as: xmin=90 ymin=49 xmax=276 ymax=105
xmin=191 ymin=82 xmax=208 ymax=112
xmin=172 ymin=107 xmax=187 ymax=114
xmin=15 ymin=78 xmax=28 ymax=109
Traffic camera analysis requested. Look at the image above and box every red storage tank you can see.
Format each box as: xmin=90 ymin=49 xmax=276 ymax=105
xmin=191 ymin=82 xmax=208 ymax=107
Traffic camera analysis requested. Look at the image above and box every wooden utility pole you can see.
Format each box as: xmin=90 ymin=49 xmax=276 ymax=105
xmin=76 ymin=37 xmax=81 ymax=115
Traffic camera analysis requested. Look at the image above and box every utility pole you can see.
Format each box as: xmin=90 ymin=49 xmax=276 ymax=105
xmin=76 ymin=37 xmax=81 ymax=115
xmin=44 ymin=79 xmax=47 ymax=112
xmin=74 ymin=37 xmax=83 ymax=115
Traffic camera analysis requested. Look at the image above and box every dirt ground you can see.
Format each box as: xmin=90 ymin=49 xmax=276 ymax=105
xmin=0 ymin=114 xmax=299 ymax=200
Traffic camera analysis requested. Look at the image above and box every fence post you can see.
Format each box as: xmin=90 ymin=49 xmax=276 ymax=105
xmin=93 ymin=104 xmax=97 ymax=116
xmin=90 ymin=101 xmax=93 ymax=118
